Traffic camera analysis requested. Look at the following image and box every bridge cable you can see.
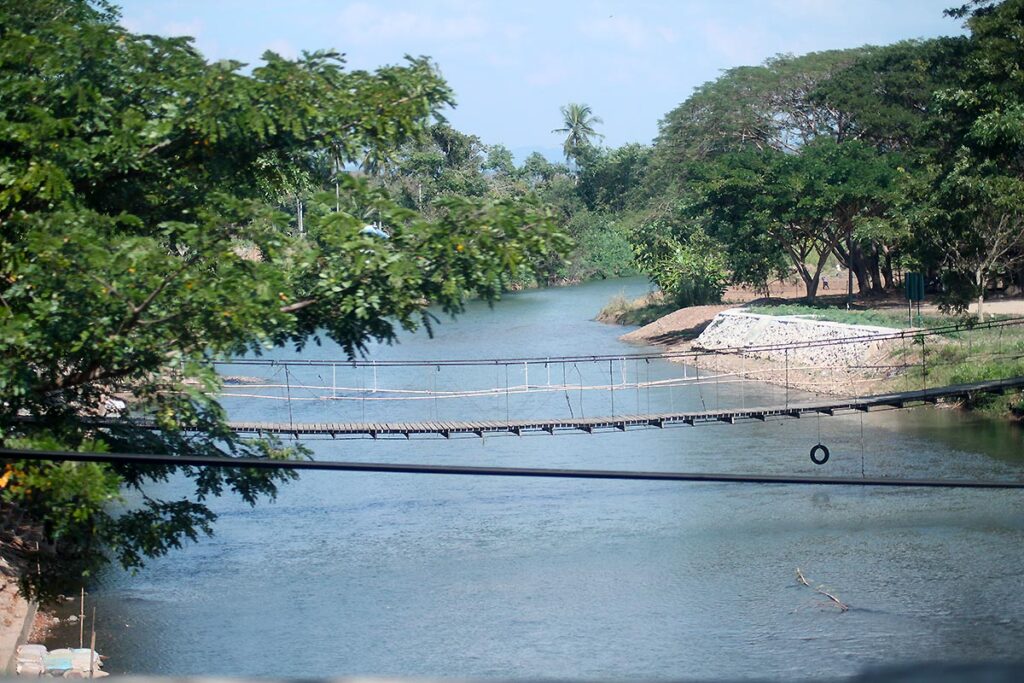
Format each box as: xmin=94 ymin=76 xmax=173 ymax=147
xmin=3 ymin=448 xmax=1023 ymax=490
xmin=562 ymin=363 xmax=574 ymax=419
xmin=860 ymin=410 xmax=866 ymax=478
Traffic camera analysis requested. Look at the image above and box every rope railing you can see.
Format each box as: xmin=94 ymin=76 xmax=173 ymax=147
xmin=212 ymin=315 xmax=1024 ymax=369
xmin=208 ymin=348 xmax=1024 ymax=405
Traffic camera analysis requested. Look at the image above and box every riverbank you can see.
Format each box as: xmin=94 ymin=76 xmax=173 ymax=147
xmin=0 ymin=555 xmax=35 ymax=676
xmin=622 ymin=307 xmax=899 ymax=396
xmin=619 ymin=297 xmax=1024 ymax=414
xmin=0 ymin=502 xmax=64 ymax=676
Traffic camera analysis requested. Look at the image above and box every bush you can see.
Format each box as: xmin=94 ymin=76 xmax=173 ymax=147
xmin=651 ymin=229 xmax=728 ymax=307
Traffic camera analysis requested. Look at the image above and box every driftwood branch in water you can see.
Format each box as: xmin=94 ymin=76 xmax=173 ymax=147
xmin=795 ymin=567 xmax=849 ymax=612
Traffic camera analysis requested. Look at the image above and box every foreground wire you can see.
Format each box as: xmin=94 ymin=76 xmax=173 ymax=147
xmin=2 ymin=448 xmax=1023 ymax=489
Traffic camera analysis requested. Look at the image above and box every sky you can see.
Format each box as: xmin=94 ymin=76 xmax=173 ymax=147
xmin=116 ymin=0 xmax=967 ymax=161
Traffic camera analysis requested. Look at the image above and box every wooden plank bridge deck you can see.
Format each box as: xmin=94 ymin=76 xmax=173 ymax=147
xmin=215 ymin=376 xmax=1024 ymax=438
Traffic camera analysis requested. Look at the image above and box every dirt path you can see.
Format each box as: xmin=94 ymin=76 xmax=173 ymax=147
xmin=925 ymin=299 xmax=1024 ymax=317
xmin=619 ymin=280 xmax=810 ymax=348
xmin=620 ymin=304 xmax=736 ymax=347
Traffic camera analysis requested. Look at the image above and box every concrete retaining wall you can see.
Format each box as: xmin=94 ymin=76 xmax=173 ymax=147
xmin=0 ymin=590 xmax=36 ymax=676
xmin=693 ymin=309 xmax=899 ymax=368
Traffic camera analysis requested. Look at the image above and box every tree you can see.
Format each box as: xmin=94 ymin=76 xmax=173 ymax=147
xmin=381 ymin=123 xmax=490 ymax=214
xmin=903 ymin=0 xmax=1024 ymax=317
xmin=483 ymin=144 xmax=516 ymax=177
xmin=652 ymin=138 xmax=900 ymax=302
xmin=640 ymin=46 xmax=925 ymax=300
xmin=632 ymin=224 xmax=729 ymax=307
xmin=649 ymin=49 xmax=869 ymax=181
xmin=577 ymin=144 xmax=651 ymax=212
xmin=552 ymin=103 xmax=604 ymax=167
xmin=811 ymin=38 xmax=969 ymax=153
xmin=0 ymin=0 xmax=569 ymax=597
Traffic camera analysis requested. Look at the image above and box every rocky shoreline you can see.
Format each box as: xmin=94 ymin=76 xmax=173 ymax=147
xmin=621 ymin=307 xmax=902 ymax=396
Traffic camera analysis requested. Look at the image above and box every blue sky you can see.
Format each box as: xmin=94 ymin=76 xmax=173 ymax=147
xmin=117 ymin=1 xmax=966 ymax=160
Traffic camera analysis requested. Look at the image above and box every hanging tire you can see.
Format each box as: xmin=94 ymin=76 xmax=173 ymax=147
xmin=810 ymin=444 xmax=830 ymax=465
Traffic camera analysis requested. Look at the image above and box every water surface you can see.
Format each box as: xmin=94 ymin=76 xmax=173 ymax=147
xmin=71 ymin=278 xmax=1024 ymax=680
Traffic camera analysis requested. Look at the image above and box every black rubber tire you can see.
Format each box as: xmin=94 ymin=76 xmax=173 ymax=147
xmin=810 ymin=444 xmax=830 ymax=465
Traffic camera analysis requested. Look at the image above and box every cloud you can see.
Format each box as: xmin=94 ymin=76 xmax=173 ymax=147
xmin=525 ymin=59 xmax=573 ymax=87
xmin=334 ymin=2 xmax=488 ymax=46
xmin=162 ymin=19 xmax=205 ymax=39
xmin=118 ymin=11 xmax=217 ymax=58
xmin=120 ymin=11 xmax=204 ymax=41
xmin=765 ymin=0 xmax=844 ymax=20
xmin=577 ymin=15 xmax=677 ymax=51
xmin=698 ymin=18 xmax=776 ymax=66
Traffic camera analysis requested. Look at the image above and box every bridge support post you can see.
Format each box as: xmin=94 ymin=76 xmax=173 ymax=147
xmin=785 ymin=348 xmax=789 ymax=409
xmin=609 ymin=360 xmax=615 ymax=417
xmin=922 ymin=334 xmax=927 ymax=391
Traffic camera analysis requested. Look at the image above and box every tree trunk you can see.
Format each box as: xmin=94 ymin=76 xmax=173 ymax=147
xmin=881 ymin=248 xmax=894 ymax=290
xmin=789 ymin=257 xmax=818 ymax=302
xmin=868 ymin=245 xmax=883 ymax=294
xmin=804 ymin=273 xmax=819 ymax=302
xmin=849 ymin=242 xmax=871 ymax=294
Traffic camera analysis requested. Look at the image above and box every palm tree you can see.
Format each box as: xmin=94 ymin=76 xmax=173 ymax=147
xmin=552 ymin=102 xmax=604 ymax=167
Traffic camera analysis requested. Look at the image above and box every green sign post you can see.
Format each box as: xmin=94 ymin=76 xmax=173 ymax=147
xmin=905 ymin=272 xmax=925 ymax=326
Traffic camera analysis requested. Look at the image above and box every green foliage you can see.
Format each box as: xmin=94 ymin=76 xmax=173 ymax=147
xmin=637 ymin=228 xmax=728 ymax=308
xmin=637 ymin=46 xmax=915 ymax=302
xmin=0 ymin=0 xmax=569 ymax=597
xmin=372 ymin=123 xmax=493 ymax=215
xmin=561 ymin=211 xmax=637 ymax=281
xmin=898 ymin=0 xmax=1024 ymax=314
xmin=929 ymin=335 xmax=1024 ymax=413
xmin=812 ymin=38 xmax=969 ymax=152
xmin=577 ymin=144 xmax=651 ymax=212
xmin=596 ymin=293 xmax=676 ymax=327
xmin=648 ymin=47 xmax=870 ymax=191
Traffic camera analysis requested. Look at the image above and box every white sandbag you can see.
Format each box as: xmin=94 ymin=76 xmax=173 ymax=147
xmin=42 ymin=652 xmax=73 ymax=672
xmin=17 ymin=644 xmax=47 ymax=662
xmin=70 ymin=649 xmax=100 ymax=671
xmin=16 ymin=661 xmax=45 ymax=676
xmin=16 ymin=653 xmax=45 ymax=666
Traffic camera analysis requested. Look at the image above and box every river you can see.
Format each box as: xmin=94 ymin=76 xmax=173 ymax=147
xmin=60 ymin=278 xmax=1024 ymax=680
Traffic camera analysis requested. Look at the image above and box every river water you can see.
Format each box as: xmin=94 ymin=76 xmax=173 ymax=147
xmin=71 ymin=278 xmax=1024 ymax=680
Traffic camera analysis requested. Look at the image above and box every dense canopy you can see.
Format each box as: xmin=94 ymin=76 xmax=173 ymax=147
xmin=0 ymin=0 xmax=568 ymax=595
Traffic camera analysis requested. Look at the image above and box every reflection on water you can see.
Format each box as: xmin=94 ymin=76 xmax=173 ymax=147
xmin=71 ymin=278 xmax=1024 ymax=680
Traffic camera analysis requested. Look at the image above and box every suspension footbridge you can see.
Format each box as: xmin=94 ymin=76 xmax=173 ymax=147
xmin=72 ymin=375 xmax=1022 ymax=439
xmin=192 ymin=317 xmax=1024 ymax=438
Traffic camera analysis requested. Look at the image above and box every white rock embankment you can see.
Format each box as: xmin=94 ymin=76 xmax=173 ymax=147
xmin=693 ymin=309 xmax=900 ymax=370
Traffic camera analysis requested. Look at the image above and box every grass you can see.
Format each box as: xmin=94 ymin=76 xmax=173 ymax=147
xmin=884 ymin=325 xmax=1024 ymax=418
xmin=746 ymin=303 xmax=946 ymax=329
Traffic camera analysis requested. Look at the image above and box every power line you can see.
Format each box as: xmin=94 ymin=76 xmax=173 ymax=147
xmin=2 ymin=448 xmax=1022 ymax=490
